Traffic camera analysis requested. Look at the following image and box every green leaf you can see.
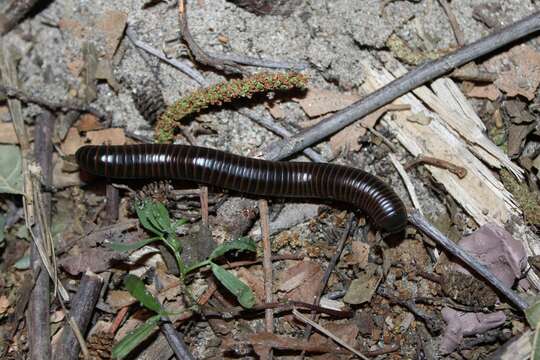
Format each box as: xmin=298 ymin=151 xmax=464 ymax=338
xmin=0 ymin=145 xmax=23 ymax=195
xmin=209 ymin=237 xmax=257 ymax=261
xmin=165 ymin=234 xmax=182 ymax=254
xmin=14 ymin=254 xmax=30 ymax=270
xmin=184 ymin=260 xmax=210 ymax=275
xmin=526 ymin=300 xmax=540 ymax=327
xmin=532 ymin=319 xmax=540 ymax=360
xmin=107 ymin=237 xmax=160 ymax=252
xmin=111 ymin=314 xmax=161 ymax=359
xmin=151 ymin=202 xmax=172 ymax=233
xmin=124 ymin=275 xmax=163 ymax=314
xmin=135 ymin=202 xmax=162 ymax=236
xmin=210 ymin=262 xmax=255 ymax=308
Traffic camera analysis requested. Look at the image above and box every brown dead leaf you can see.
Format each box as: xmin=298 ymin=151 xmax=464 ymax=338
xmin=76 ymin=113 xmax=103 ymax=132
xmin=265 ymin=102 xmax=285 ymax=119
xmin=311 ymin=321 xmax=359 ymax=350
xmin=0 ymin=295 xmax=9 ymax=315
xmin=296 ymin=88 xmax=360 ymax=118
xmin=96 ymin=10 xmax=128 ymax=60
xmin=343 ymin=264 xmax=382 ymax=305
xmin=58 ymin=17 xmax=86 ymax=39
xmin=0 ymin=122 xmax=18 ymax=144
xmin=53 ymin=155 xmax=82 ymax=189
xmin=329 ymin=103 xmax=409 ymax=155
xmin=278 ymin=261 xmax=323 ymax=302
xmin=87 ymin=128 xmax=126 ymax=145
xmin=342 ymin=241 xmax=369 ymax=268
xmin=60 ymin=246 xmax=127 ymax=275
xmin=107 ymin=290 xmax=137 ymax=310
xmin=466 ymin=84 xmax=501 ymax=101
xmin=236 ymin=267 xmax=265 ymax=303
xmin=485 ymin=45 xmax=540 ymax=100
xmin=61 ymin=127 xmax=85 ymax=155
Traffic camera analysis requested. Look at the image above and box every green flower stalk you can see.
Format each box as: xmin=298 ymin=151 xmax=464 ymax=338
xmin=155 ymin=72 xmax=308 ymax=143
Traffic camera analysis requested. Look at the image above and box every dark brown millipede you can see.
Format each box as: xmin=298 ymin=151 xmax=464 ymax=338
xmin=76 ymin=144 xmax=407 ymax=233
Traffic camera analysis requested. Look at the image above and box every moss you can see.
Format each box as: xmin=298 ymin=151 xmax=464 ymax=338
xmin=500 ymin=169 xmax=540 ymax=225
xmin=155 ymin=72 xmax=308 ymax=143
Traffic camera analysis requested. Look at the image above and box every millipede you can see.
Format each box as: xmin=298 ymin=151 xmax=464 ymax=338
xmin=76 ymin=144 xmax=407 ymax=233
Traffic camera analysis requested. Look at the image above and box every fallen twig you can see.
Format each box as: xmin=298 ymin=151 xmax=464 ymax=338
xmin=437 ymin=0 xmax=465 ymax=46
xmin=159 ymin=319 xmax=195 ymax=360
xmin=405 ymin=155 xmax=468 ymax=179
xmin=261 ymin=12 xmax=540 ymax=160
xmin=177 ymin=0 xmax=307 ymax=73
xmin=53 ymin=272 xmax=103 ymax=360
xmin=389 ymin=153 xmax=423 ymax=214
xmin=293 ymin=309 xmax=369 ymax=360
xmin=0 ymin=0 xmax=43 ymax=34
xmin=259 ymin=200 xmax=274 ymax=360
xmin=300 ymin=214 xmax=355 ymax=359
xmin=409 ymin=210 xmax=529 ymax=311
xmin=0 ymin=84 xmax=110 ymax=124
xmin=124 ymin=28 xmax=324 ymax=161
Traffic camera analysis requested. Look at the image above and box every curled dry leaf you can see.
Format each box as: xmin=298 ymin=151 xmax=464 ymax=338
xmin=236 ymin=267 xmax=265 ymax=303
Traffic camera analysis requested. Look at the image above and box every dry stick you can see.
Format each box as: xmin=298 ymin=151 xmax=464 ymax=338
xmin=299 ymin=214 xmax=355 ymax=359
xmin=200 ymin=186 xmax=209 ymax=225
xmin=125 ymin=27 xmax=207 ymax=86
xmin=125 ymin=27 xmax=324 ymax=162
xmin=53 ymin=272 xmax=103 ymax=360
xmin=388 ymin=153 xmax=423 ymax=214
xmin=27 ymin=111 xmax=54 ymax=360
xmin=405 ymin=155 xmax=467 ymax=179
xmin=159 ymin=320 xmax=195 ymax=360
xmin=178 ymin=0 xmax=307 ymax=73
xmin=105 ymin=183 xmax=120 ymax=225
xmin=409 ymin=210 xmax=529 ymax=311
xmin=1 ymin=46 xmax=51 ymax=360
xmin=437 ymin=0 xmax=465 ymax=46
xmin=293 ymin=309 xmax=369 ymax=360
xmin=259 ymin=200 xmax=274 ymax=359
xmin=0 ymin=84 xmax=110 ymax=122
xmin=0 ymin=0 xmax=43 ymax=34
xmin=262 ymin=12 xmax=540 ymax=161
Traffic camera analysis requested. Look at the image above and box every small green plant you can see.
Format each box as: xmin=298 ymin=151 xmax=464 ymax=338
xmin=155 ymin=71 xmax=308 ymax=143
xmin=110 ymin=199 xmax=257 ymax=358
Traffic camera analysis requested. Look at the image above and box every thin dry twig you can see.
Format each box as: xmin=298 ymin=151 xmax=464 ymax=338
xmin=258 ymin=200 xmax=274 ymax=346
xmin=177 ymin=0 xmax=307 ymax=73
xmin=0 ymin=0 xmax=43 ymax=34
xmin=262 ymin=12 xmax=540 ymax=161
xmin=53 ymin=272 xmax=103 ymax=360
xmin=437 ymin=0 xmax=465 ymax=46
xmin=409 ymin=210 xmax=529 ymax=311
xmin=388 ymin=153 xmax=423 ymax=214
xmin=405 ymin=155 xmax=468 ymax=178
xmin=300 ymin=214 xmax=355 ymax=359
xmin=292 ymin=309 xmax=369 ymax=360
xmin=124 ymin=26 xmax=324 ymax=162
xmin=0 ymin=84 xmax=110 ymax=123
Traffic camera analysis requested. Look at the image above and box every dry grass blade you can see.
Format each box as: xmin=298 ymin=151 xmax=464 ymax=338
xmin=292 ymin=309 xmax=369 ymax=360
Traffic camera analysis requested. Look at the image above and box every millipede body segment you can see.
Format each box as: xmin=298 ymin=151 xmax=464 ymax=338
xmin=76 ymin=144 xmax=407 ymax=233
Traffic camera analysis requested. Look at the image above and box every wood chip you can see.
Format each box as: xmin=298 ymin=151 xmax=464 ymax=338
xmin=96 ymin=10 xmax=128 ymax=60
